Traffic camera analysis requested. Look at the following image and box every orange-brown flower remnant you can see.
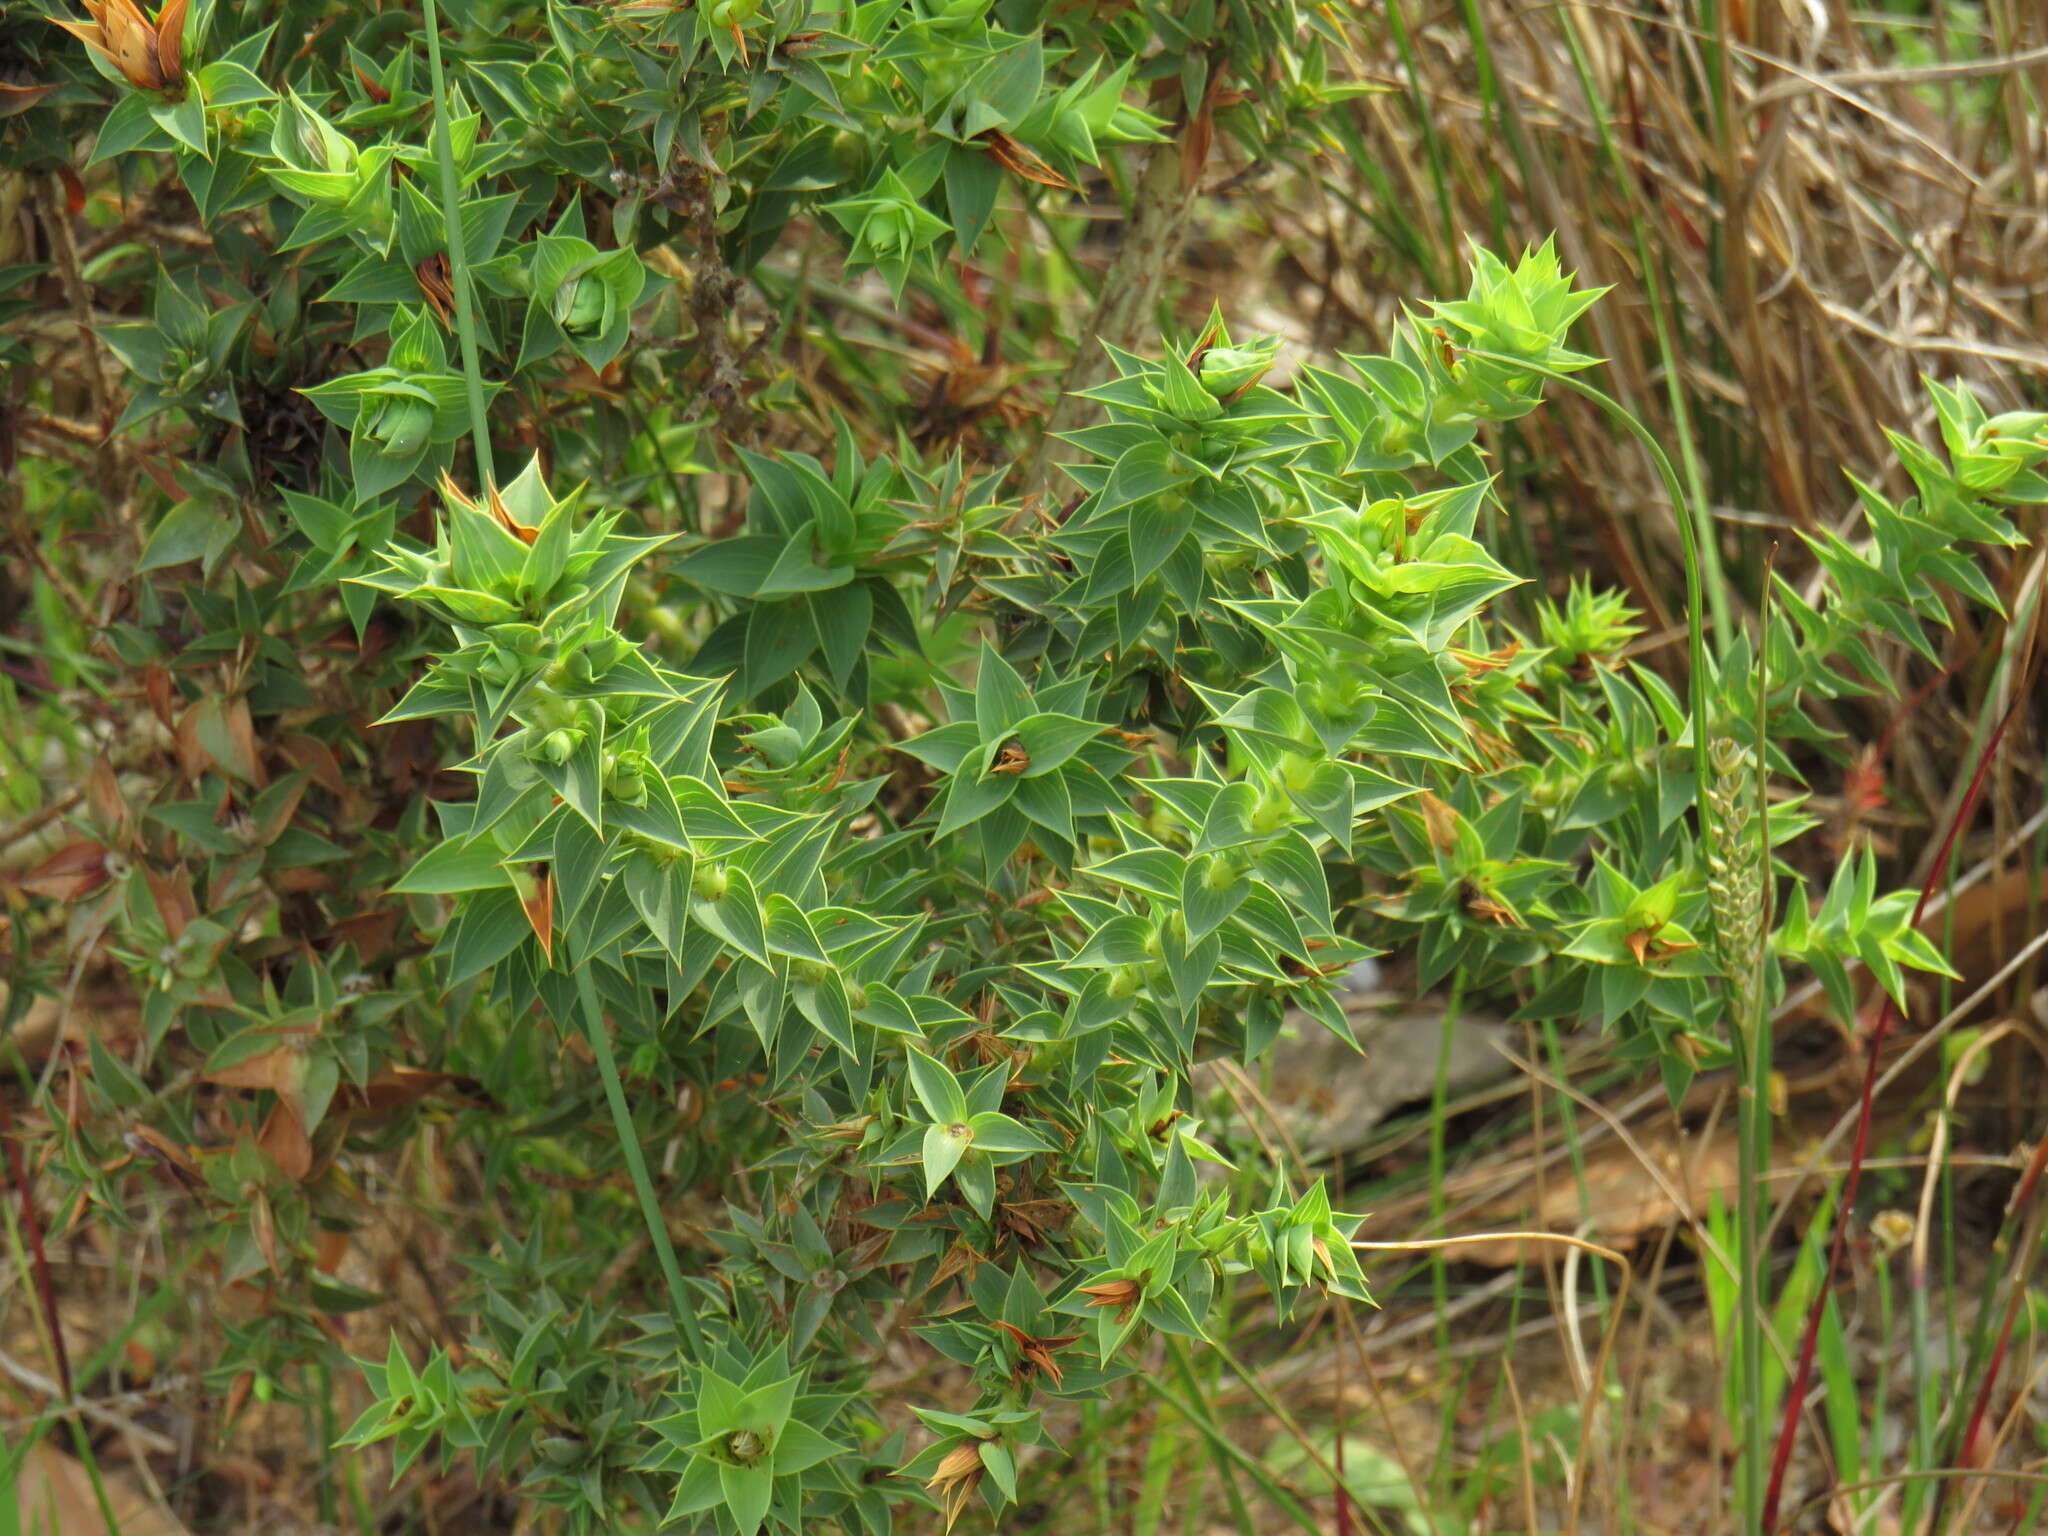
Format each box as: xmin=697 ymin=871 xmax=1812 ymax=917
xmin=1077 ymin=1276 xmax=1141 ymax=1319
xmin=51 ymin=0 xmax=188 ymax=94
xmin=925 ymin=1441 xmax=983 ymax=1532
xmin=992 ymin=1320 xmax=1079 ymax=1387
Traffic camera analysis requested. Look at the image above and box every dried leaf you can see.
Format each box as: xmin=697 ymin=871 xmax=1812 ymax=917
xmin=416 ymin=253 xmax=455 ymax=329
xmin=135 ymin=454 xmax=183 ymax=500
xmin=140 ymin=864 xmax=196 ymax=940
xmin=1179 ymin=109 xmax=1212 ymax=191
xmin=926 ymin=1238 xmax=980 ymax=1293
xmin=247 ymin=772 xmax=307 ymax=847
xmin=18 ymin=841 xmax=110 ymax=902
xmin=345 ymin=1064 xmax=486 ymax=1115
xmin=249 ymin=1188 xmax=281 ymax=1274
xmin=278 ymin=733 xmax=345 ymax=794
xmin=142 ymin=664 xmax=176 ymax=729
xmin=221 ymin=695 xmax=267 ymax=788
xmin=86 ymin=756 xmax=131 ymax=845
xmin=55 ymin=164 xmax=86 ymax=216
xmin=351 ymin=60 xmax=390 ymax=102
xmin=123 ymin=1125 xmax=203 ymax=1193
xmin=329 ymin=906 xmax=400 ymax=963
xmin=978 ymin=130 xmax=1078 ymax=191
xmin=256 ymin=1098 xmax=312 ymax=1182
xmin=0 ymin=82 xmax=58 ymax=118
xmin=516 ymin=863 xmax=554 ymax=961
xmin=315 ymin=1227 xmax=349 ymax=1273
xmin=178 ymin=695 xmax=265 ymax=785
xmin=1416 ymin=790 xmax=1458 ymax=852
xmin=204 ymin=1043 xmax=300 ymax=1095
xmin=221 ymin=1369 xmax=254 ymax=1432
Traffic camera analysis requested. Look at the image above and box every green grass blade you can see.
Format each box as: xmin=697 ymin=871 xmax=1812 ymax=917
xmin=574 ymin=963 xmax=704 ymax=1355
xmin=418 ymin=0 xmax=497 ymax=488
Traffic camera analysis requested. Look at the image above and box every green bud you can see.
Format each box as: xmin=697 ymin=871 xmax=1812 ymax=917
xmin=604 ymin=749 xmax=650 ymax=806
xmin=369 ymin=396 xmax=434 ymax=458
xmin=166 ymin=349 xmax=209 ymax=395
xmin=553 ymin=274 xmax=609 ymax=336
xmin=528 ymin=688 xmax=580 ymax=732
xmin=536 ymin=728 xmax=583 ymax=765
xmin=291 ymin=98 xmax=357 ymax=175
xmin=1249 ymin=791 xmax=1290 ymax=835
xmin=1198 ymin=343 xmax=1276 ymax=398
xmin=1983 ymin=410 xmax=2048 ymax=446
xmin=1277 ymin=753 xmax=1316 ymax=795
xmin=1308 ymin=679 xmax=1353 ymax=718
xmin=865 ymin=206 xmax=908 ymax=253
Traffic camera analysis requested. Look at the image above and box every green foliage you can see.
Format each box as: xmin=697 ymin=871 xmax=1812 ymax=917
xmin=7 ymin=0 xmax=2046 ymax=1529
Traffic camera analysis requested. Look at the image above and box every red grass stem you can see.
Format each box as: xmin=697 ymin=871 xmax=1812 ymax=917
xmin=1926 ymin=1132 xmax=2048 ymax=1532
xmin=1759 ymin=677 xmax=2033 ymax=1532
xmin=0 ymin=1083 xmax=73 ymax=1398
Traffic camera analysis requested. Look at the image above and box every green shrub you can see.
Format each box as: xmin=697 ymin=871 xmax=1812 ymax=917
xmin=6 ymin=0 xmax=2044 ymax=1530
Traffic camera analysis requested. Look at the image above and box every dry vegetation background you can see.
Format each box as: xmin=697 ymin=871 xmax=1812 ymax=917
xmin=6 ymin=0 xmax=2048 ymax=1531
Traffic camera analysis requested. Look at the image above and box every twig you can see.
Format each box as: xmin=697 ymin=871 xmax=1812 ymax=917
xmin=0 ymin=1350 xmax=181 ymax=1454
xmin=1019 ymin=123 xmax=1203 ymax=501
xmin=33 ymin=175 xmax=115 ymax=443
xmin=0 ymin=790 xmax=83 ymax=859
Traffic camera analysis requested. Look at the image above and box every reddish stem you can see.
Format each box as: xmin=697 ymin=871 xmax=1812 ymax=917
xmin=1927 ymin=1132 xmax=2048 ymax=1532
xmin=1332 ymin=1321 xmax=1354 ymax=1536
xmin=1759 ymin=678 xmax=2032 ymax=1532
xmin=1333 ymin=1425 xmax=1354 ymax=1536
xmin=0 ymin=1082 xmax=72 ymax=1397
